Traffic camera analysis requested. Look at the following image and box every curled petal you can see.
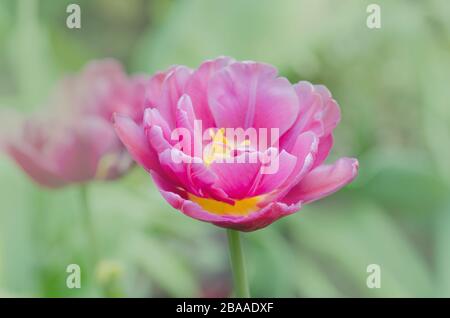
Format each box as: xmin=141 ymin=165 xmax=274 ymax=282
xmin=249 ymin=150 xmax=297 ymax=197
xmin=113 ymin=114 xmax=161 ymax=174
xmin=281 ymin=81 xmax=340 ymax=152
xmin=157 ymin=66 xmax=192 ymax=129
xmin=144 ymin=108 xmax=172 ymax=142
xmin=311 ymin=134 xmax=333 ymax=169
xmin=282 ymin=157 xmax=359 ymax=205
xmin=175 ymin=94 xmax=196 ymax=133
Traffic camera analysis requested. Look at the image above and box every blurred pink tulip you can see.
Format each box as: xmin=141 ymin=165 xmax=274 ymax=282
xmin=114 ymin=57 xmax=359 ymax=231
xmin=5 ymin=60 xmax=147 ymax=188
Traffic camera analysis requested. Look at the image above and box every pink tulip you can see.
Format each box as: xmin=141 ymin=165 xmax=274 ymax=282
xmin=5 ymin=60 xmax=147 ymax=188
xmin=114 ymin=57 xmax=358 ymax=231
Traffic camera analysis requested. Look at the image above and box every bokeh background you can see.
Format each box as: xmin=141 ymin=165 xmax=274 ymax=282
xmin=1 ymin=0 xmax=450 ymax=297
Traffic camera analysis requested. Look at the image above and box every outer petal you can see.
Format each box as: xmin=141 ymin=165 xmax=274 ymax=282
xmin=113 ymin=113 xmax=161 ymax=175
xmin=143 ymin=108 xmax=172 ymax=142
xmin=152 ymin=170 xmax=302 ymax=231
xmin=211 ymin=201 xmax=302 ymax=231
xmin=145 ymin=70 xmax=170 ymax=108
xmin=313 ymin=84 xmax=341 ymax=137
xmin=280 ymin=81 xmax=340 ymax=152
xmin=311 ymin=134 xmax=333 ymax=169
xmin=48 ymin=118 xmax=120 ymax=182
xmin=282 ymin=157 xmax=359 ymax=205
xmin=208 ymin=61 xmax=299 ymax=135
xmin=6 ymin=143 xmax=66 ymax=188
xmin=280 ymin=83 xmax=322 ymax=152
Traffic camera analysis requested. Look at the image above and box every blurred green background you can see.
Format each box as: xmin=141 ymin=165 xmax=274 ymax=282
xmin=1 ymin=0 xmax=450 ymax=297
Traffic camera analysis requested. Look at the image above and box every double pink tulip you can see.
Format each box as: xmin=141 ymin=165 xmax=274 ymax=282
xmin=114 ymin=57 xmax=358 ymax=231
xmin=5 ymin=60 xmax=147 ymax=188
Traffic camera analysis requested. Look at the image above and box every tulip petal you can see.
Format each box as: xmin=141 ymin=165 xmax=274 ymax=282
xmin=157 ymin=66 xmax=192 ymax=129
xmin=7 ymin=144 xmax=66 ymax=188
xmin=48 ymin=118 xmax=120 ymax=182
xmin=280 ymin=82 xmax=340 ymax=152
xmin=145 ymin=70 xmax=170 ymax=108
xmin=113 ymin=114 xmax=161 ymax=174
xmin=312 ymin=134 xmax=334 ymax=169
xmin=144 ymin=108 xmax=172 ymax=142
xmin=211 ymin=201 xmax=301 ymax=231
xmin=185 ymin=56 xmax=234 ymax=128
xmin=249 ymin=149 xmax=297 ymax=196
xmin=157 ymin=147 xmax=232 ymax=203
xmin=208 ymin=61 xmax=299 ymax=135
xmin=261 ymin=132 xmax=318 ymax=204
xmin=209 ymin=152 xmax=261 ymax=199
xmin=156 ymin=183 xmax=302 ymax=231
xmin=282 ymin=157 xmax=359 ymax=205
xmin=175 ymin=94 xmax=196 ymax=133
xmin=151 ymin=170 xmax=232 ymax=222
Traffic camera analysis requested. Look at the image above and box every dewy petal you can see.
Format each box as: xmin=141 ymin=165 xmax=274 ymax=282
xmin=282 ymin=157 xmax=359 ymax=205
xmin=6 ymin=143 xmax=67 ymax=188
xmin=208 ymin=61 xmax=299 ymax=135
xmin=113 ymin=113 xmax=161 ymax=174
xmin=185 ymin=56 xmax=234 ymax=128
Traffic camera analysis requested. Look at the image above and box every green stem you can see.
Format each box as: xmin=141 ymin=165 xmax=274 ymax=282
xmin=226 ymin=229 xmax=250 ymax=298
xmin=79 ymin=184 xmax=99 ymax=267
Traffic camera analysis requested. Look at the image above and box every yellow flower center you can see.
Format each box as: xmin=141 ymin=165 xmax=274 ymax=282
xmin=188 ymin=193 xmax=263 ymax=216
xmin=203 ymin=128 xmax=251 ymax=166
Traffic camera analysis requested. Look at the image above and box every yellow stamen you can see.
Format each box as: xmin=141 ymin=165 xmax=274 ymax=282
xmin=203 ymin=128 xmax=254 ymax=166
xmin=188 ymin=193 xmax=263 ymax=216
xmin=204 ymin=128 xmax=231 ymax=166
